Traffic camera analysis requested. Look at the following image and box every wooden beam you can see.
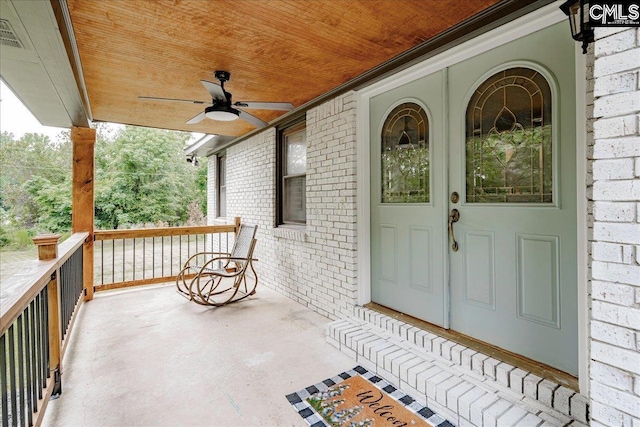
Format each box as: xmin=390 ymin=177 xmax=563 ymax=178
xmin=72 ymin=126 xmax=96 ymax=301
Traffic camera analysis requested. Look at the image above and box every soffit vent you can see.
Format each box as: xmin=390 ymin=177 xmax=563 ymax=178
xmin=0 ymin=19 xmax=24 ymax=49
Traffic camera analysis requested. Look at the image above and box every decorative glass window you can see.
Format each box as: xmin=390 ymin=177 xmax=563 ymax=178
xmin=466 ymin=67 xmax=553 ymax=203
xmin=381 ymin=102 xmax=429 ymax=203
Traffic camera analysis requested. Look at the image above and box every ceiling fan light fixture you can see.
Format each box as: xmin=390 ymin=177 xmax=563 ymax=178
xmin=205 ymin=105 xmax=240 ymax=121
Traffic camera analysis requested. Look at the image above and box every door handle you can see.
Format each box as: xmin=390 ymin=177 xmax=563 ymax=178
xmin=449 ymin=209 xmax=460 ymax=252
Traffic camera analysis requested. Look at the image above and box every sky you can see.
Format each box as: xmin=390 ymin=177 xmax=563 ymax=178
xmin=0 ymin=79 xmax=203 ymax=144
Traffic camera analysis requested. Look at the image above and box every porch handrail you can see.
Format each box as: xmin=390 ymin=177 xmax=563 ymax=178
xmin=92 ymin=219 xmax=241 ymax=292
xmin=1 ymin=231 xmax=88 ymax=426
xmin=0 ymin=232 xmax=88 ymax=335
xmin=93 ymin=224 xmax=236 ymax=241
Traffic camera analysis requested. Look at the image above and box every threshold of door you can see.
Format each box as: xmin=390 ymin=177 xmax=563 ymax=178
xmin=366 ymin=302 xmax=578 ymax=391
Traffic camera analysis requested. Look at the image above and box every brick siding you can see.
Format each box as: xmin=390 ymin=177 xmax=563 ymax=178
xmin=211 ymin=93 xmax=358 ymax=319
xmin=588 ymin=27 xmax=640 ymax=427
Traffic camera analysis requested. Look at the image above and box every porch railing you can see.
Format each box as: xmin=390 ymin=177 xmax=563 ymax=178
xmin=93 ymin=218 xmax=239 ymax=292
xmin=0 ymin=232 xmax=88 ymax=427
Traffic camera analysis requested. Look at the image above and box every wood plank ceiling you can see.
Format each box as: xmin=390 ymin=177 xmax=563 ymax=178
xmin=66 ymin=0 xmax=499 ymax=137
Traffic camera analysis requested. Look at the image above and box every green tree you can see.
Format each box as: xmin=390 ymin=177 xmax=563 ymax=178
xmin=94 ymin=126 xmax=205 ymax=229
xmin=0 ymin=131 xmax=71 ymax=229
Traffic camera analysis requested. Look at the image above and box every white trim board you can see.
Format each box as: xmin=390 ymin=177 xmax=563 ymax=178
xmin=355 ymin=0 xmax=589 ymax=394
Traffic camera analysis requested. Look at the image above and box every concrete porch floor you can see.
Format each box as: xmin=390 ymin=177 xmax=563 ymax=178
xmin=42 ymin=284 xmax=354 ymax=427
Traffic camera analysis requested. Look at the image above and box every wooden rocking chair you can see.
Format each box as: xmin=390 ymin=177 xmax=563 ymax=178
xmin=176 ymin=224 xmax=258 ymax=306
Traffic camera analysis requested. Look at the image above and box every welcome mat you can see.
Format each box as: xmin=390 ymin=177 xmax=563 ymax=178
xmin=286 ymin=366 xmax=454 ymax=427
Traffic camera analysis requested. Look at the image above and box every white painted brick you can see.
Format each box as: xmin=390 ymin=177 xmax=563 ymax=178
xmin=341 ymin=345 xmax=357 ymax=359
xmin=509 ymin=368 xmax=528 ymax=394
xmin=553 ymin=386 xmax=576 ymax=415
xmin=591 ymin=320 xmax=637 ymax=350
xmin=435 ymin=376 xmax=464 ymax=406
xmin=446 ymin=380 xmax=475 ymax=413
xmin=416 ymin=365 xmax=443 ymax=394
xmin=496 ymin=405 xmax=529 ymax=426
xmin=496 ymin=363 xmax=515 ymax=388
xmin=518 ymin=413 xmax=545 ymax=427
xmin=426 ymin=371 xmax=454 ymax=400
xmin=591 ymin=382 xmax=640 ymax=417
xmin=431 ymin=337 xmax=447 ymax=357
xmin=593 ymin=136 xmax=640 ymax=159
xmin=461 ymin=349 xmax=477 ymax=372
xmin=592 ymin=261 xmax=640 ymax=285
xmin=483 ymin=357 xmax=501 ymax=380
xmin=470 ymin=392 xmax=500 ymax=426
xmin=590 ymin=400 xmax=630 ymax=427
xmin=593 ymin=301 xmax=640 ymax=330
xmin=570 ymin=394 xmax=590 ymax=424
xmin=471 ymin=352 xmax=489 ymax=376
xmin=377 ymin=345 xmax=403 ymax=369
xmin=537 ymin=380 xmax=559 ymax=408
xmin=450 ymin=344 xmax=466 ymax=365
xmin=356 ymin=335 xmax=382 ymax=356
xmin=390 ymin=352 xmax=417 ymax=378
xmin=594 ymin=71 xmax=638 ymax=97
xmin=523 ymin=374 xmax=543 ymax=400
xmin=594 ymin=114 xmax=639 ymax=139
xmin=441 ymin=340 xmax=456 ymax=361
xmin=482 ymin=399 xmax=512 ymax=427
xmin=594 ymin=48 xmax=640 ymax=78
xmin=326 ymin=336 xmax=340 ymax=350
xmin=592 ymin=341 xmax=640 ymax=375
xmin=593 ymin=241 xmax=625 ymax=262
xmin=596 ymin=29 xmax=638 ymax=57
xmin=399 ymin=357 xmax=426 ymax=384
xmin=406 ymin=361 xmax=435 ymax=389
xmin=458 ymin=387 xmax=488 ymax=422
xmin=593 ymin=158 xmax=636 ymax=180
xmin=593 ymin=181 xmax=640 ymax=203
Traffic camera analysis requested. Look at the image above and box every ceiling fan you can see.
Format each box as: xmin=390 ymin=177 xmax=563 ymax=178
xmin=138 ymin=70 xmax=294 ymax=129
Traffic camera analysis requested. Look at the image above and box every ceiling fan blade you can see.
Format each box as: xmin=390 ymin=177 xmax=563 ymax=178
xmin=201 ymin=80 xmax=226 ymax=102
xmin=238 ymin=110 xmax=268 ymax=129
xmin=138 ymin=96 xmax=208 ymax=105
xmin=186 ymin=112 xmax=207 ymax=125
xmin=234 ymin=101 xmax=294 ymax=111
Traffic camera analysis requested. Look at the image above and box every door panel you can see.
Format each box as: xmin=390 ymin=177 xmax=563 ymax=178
xmin=448 ymin=22 xmax=577 ymax=375
xmin=370 ymin=71 xmax=446 ymax=327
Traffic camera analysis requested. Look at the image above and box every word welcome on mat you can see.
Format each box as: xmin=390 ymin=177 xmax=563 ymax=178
xmin=286 ymin=366 xmax=454 ymax=427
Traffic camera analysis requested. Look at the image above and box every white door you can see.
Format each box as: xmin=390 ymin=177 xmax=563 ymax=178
xmin=370 ymin=22 xmax=578 ymax=375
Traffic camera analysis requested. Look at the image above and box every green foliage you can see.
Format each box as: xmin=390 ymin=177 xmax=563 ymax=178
xmin=381 ymin=146 xmax=429 ymax=203
xmin=0 ymin=126 xmax=207 ymax=245
xmin=466 ymin=125 xmax=552 ymax=203
xmin=94 ymin=126 xmax=203 ymax=229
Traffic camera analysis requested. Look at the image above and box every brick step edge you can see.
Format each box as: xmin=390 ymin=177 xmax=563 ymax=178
xmin=325 ymin=310 xmax=589 ymax=426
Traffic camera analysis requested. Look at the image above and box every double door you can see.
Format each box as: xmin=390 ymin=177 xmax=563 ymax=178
xmin=370 ymin=22 xmax=578 ymax=375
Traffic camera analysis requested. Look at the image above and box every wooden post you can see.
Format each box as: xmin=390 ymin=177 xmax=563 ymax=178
xmin=235 ymin=216 xmax=241 ymax=235
xmin=32 ymin=234 xmax=60 ymax=260
xmin=72 ymin=126 xmax=96 ymax=301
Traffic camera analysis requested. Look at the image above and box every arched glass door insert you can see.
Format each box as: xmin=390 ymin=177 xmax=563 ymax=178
xmin=465 ymin=67 xmax=553 ymax=203
xmin=381 ymin=102 xmax=430 ymax=203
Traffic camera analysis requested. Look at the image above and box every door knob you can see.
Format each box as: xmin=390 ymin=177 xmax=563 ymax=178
xmin=449 ymin=209 xmax=460 ymax=252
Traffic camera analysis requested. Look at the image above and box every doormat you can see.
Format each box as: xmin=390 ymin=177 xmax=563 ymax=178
xmin=286 ymin=366 xmax=454 ymax=427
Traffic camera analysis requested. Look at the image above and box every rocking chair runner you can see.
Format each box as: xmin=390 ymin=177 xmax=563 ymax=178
xmin=176 ymin=224 xmax=259 ymax=306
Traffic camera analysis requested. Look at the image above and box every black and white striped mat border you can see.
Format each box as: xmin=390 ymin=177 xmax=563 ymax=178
xmin=285 ymin=365 xmax=455 ymax=427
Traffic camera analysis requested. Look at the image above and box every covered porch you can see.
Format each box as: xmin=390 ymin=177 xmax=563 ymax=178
xmin=41 ymin=284 xmax=353 ymax=426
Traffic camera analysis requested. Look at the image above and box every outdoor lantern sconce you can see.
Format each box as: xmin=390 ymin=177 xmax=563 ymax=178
xmin=560 ymin=0 xmax=594 ymax=54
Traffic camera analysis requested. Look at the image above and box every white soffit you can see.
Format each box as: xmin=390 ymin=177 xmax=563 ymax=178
xmin=0 ymin=0 xmax=88 ymax=128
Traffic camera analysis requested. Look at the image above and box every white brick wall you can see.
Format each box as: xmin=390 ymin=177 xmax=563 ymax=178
xmin=210 ymin=92 xmax=358 ymax=319
xmin=589 ymin=27 xmax=640 ymax=426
